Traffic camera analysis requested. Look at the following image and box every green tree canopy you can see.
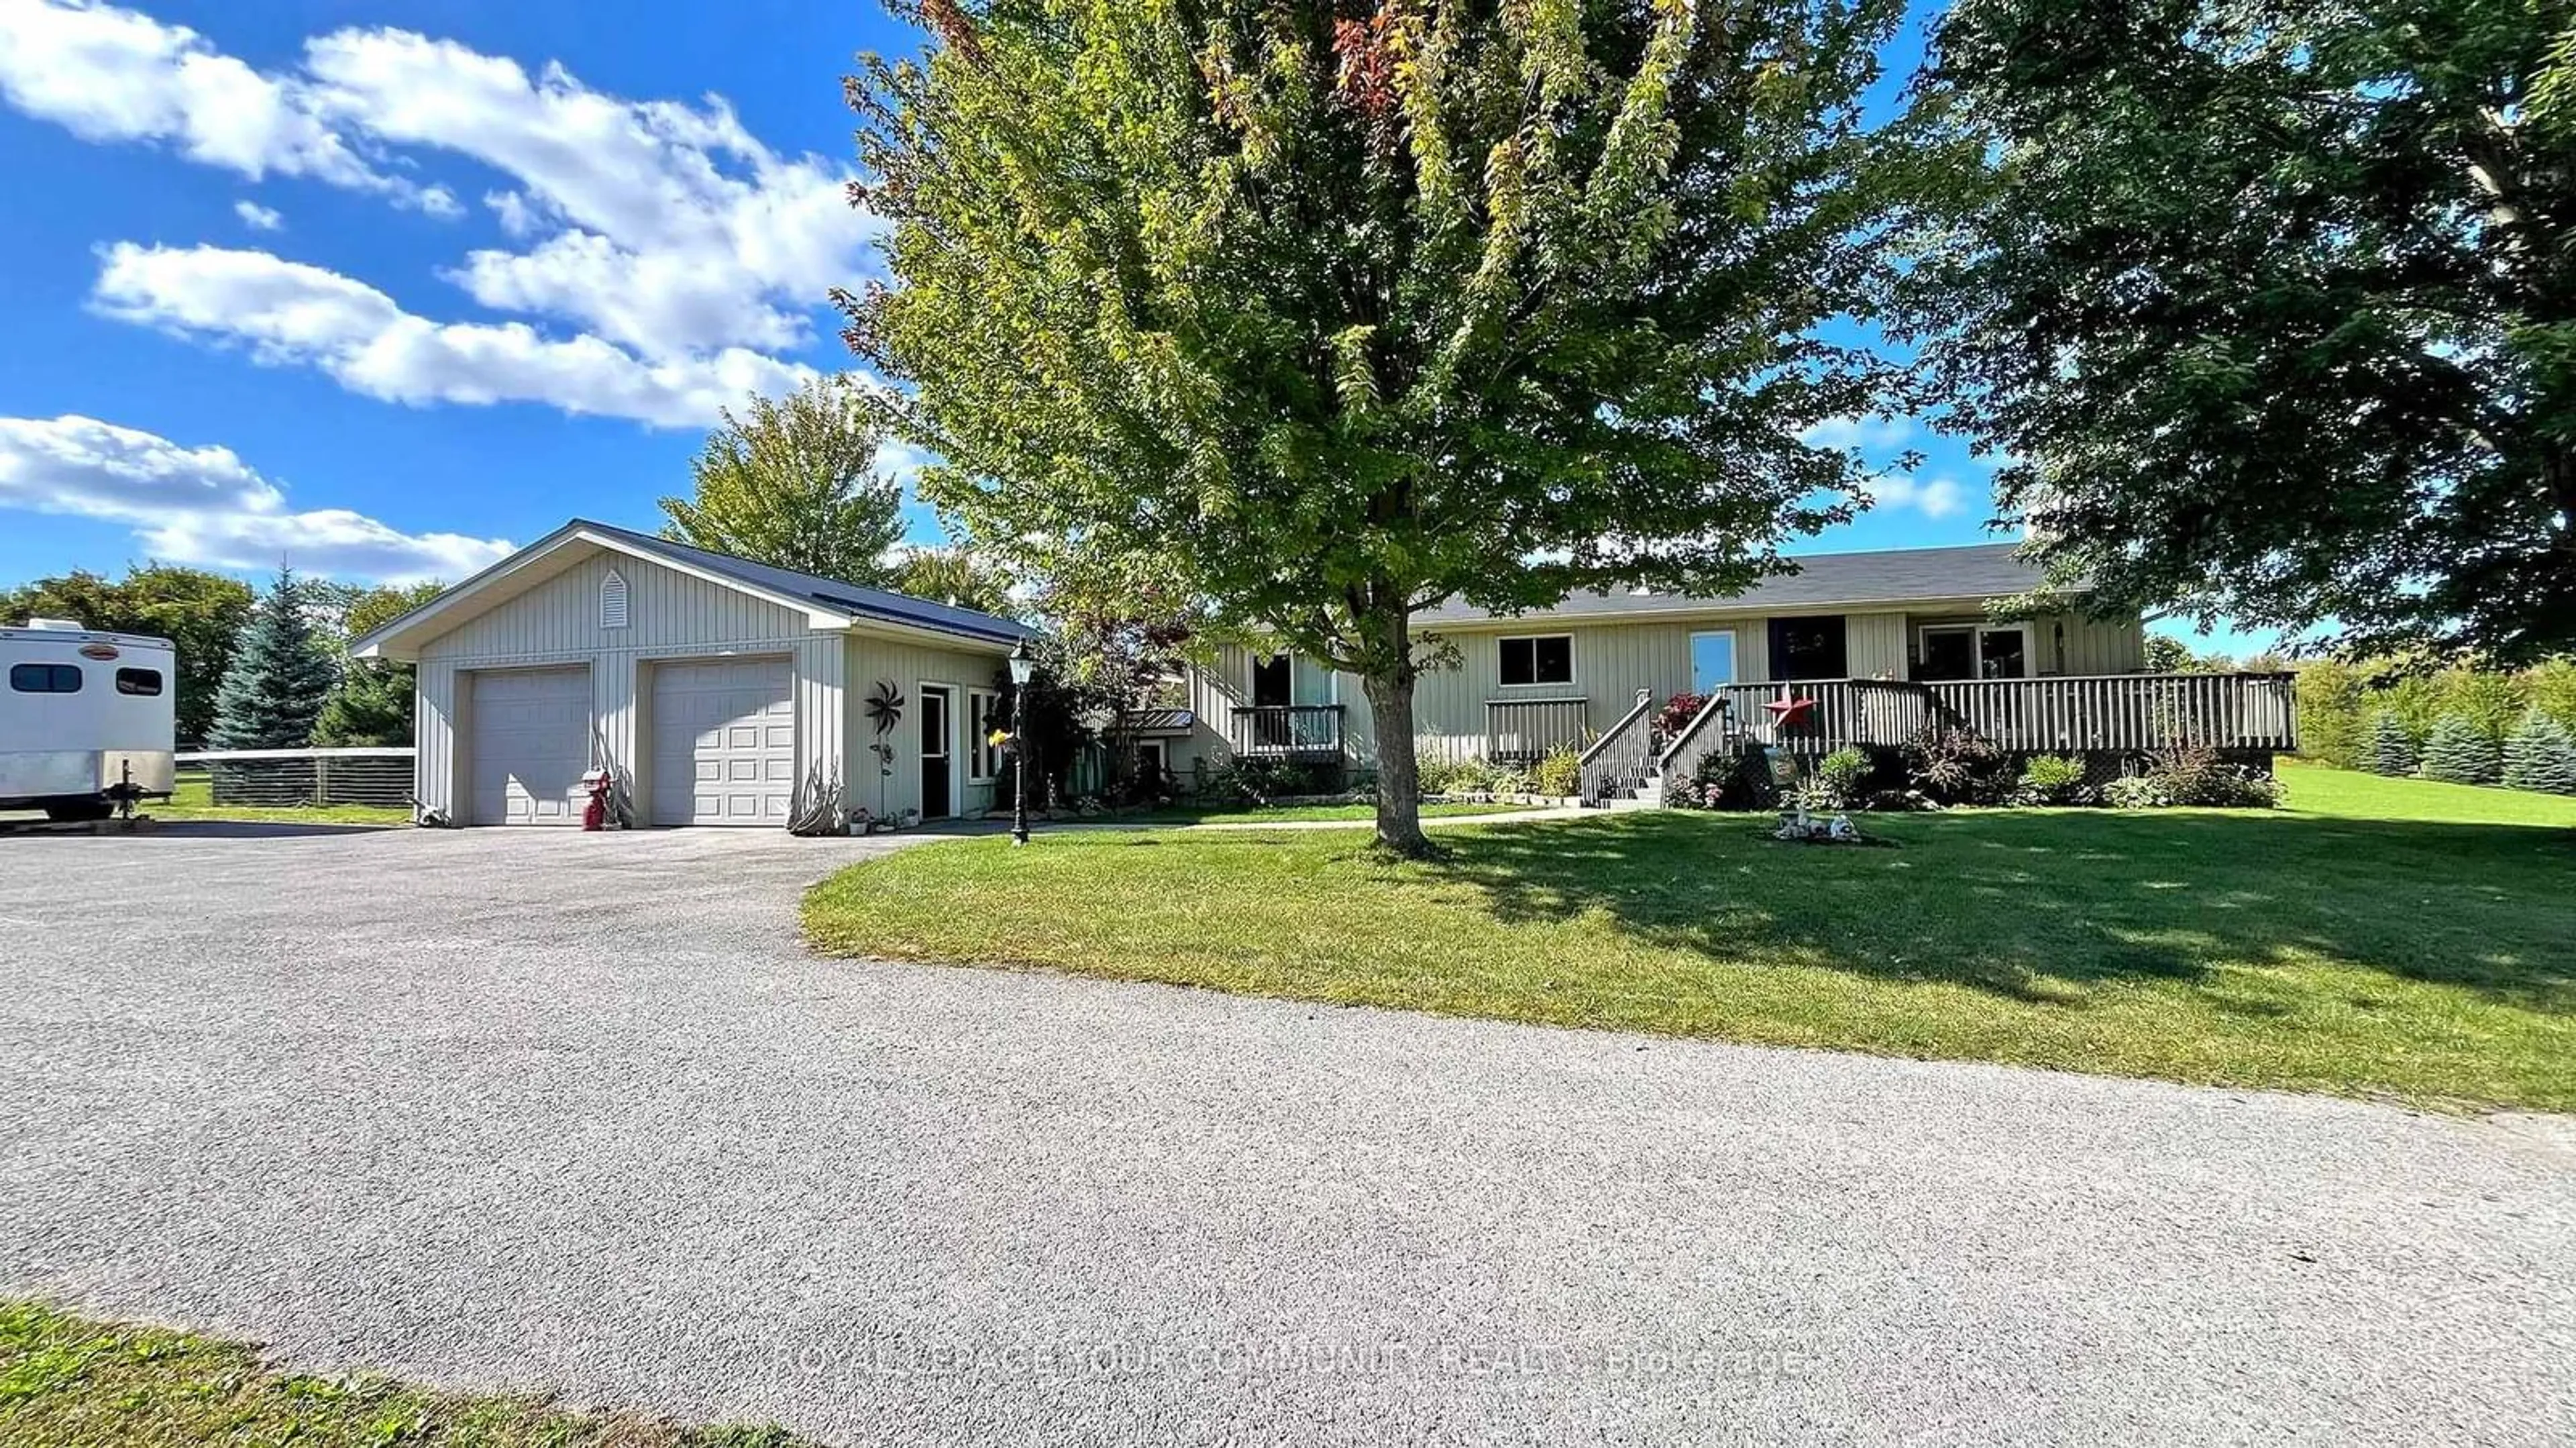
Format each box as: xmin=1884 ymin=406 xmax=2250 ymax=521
xmin=207 ymin=570 xmax=337 ymax=751
xmin=890 ymin=545 xmax=1020 ymax=616
xmin=846 ymin=0 xmax=1920 ymax=851
xmin=2 ymin=564 xmax=254 ymax=745
xmin=1906 ymin=0 xmax=2576 ymax=662
xmin=658 ymin=376 xmax=908 ymax=584
xmin=313 ymin=580 xmax=447 ymax=747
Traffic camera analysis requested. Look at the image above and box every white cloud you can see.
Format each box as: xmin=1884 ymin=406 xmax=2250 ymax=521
xmin=299 ymin=27 xmax=866 ymax=358
xmin=0 ymin=413 xmax=512 ymax=581
xmin=94 ymin=242 xmax=814 ymax=427
xmin=1870 ymin=474 xmax=1972 ymax=519
xmin=1802 ymin=415 xmax=1918 ymax=453
xmin=233 ymin=199 xmax=283 ymax=231
xmin=0 ymin=1 xmax=871 ymax=364
xmin=0 ymin=0 xmax=458 ymax=213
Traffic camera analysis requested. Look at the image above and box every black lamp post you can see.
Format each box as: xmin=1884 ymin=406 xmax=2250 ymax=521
xmin=1008 ymin=637 xmax=1034 ymax=845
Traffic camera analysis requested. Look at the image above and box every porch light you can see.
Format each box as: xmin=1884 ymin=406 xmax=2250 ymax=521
xmin=1008 ymin=637 xmax=1034 ymax=846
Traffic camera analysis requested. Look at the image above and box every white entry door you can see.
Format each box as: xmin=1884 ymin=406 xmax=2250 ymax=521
xmin=650 ymin=657 xmax=795 ymax=827
xmin=468 ymin=666 xmax=592 ymax=825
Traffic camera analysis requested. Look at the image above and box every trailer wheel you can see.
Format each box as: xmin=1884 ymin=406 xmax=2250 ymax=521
xmin=42 ymin=800 xmax=114 ymax=823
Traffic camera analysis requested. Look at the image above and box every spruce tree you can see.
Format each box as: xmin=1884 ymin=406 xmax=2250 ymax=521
xmin=2419 ymin=713 xmax=2502 ymax=787
xmin=207 ymin=570 xmax=337 ymax=749
xmin=2502 ymin=709 xmax=2576 ymax=796
xmin=2363 ymin=710 xmax=2417 ymax=778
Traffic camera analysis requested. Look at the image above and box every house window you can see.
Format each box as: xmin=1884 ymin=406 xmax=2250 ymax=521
xmin=115 ymin=667 xmax=163 ymax=696
xmin=1498 ymin=635 xmax=1573 ymax=686
xmin=600 ymin=570 xmax=629 ymax=629
xmin=9 ymin=663 xmax=80 ymax=693
xmin=1250 ymin=653 xmax=1292 ymax=707
xmin=1689 ymin=631 xmax=1737 ymax=692
xmin=1917 ymin=624 xmax=2031 ymax=681
xmin=1768 ymin=617 xmax=1847 ymax=680
xmin=967 ymin=688 xmax=1004 ymax=781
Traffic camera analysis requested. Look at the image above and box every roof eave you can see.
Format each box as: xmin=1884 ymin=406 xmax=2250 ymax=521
xmin=1417 ymin=586 xmax=2091 ymax=630
xmin=347 ymin=522 xmax=856 ymax=662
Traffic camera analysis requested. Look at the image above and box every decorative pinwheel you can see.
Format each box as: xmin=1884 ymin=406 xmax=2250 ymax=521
xmin=865 ymin=680 xmax=906 ymax=734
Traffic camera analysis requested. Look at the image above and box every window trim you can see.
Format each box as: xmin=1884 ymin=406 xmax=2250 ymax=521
xmin=9 ymin=662 xmax=83 ymax=694
xmin=1916 ymin=621 xmax=2035 ymax=681
xmin=1768 ymin=615 xmax=1850 ymax=682
xmin=1497 ymin=633 xmax=1575 ymax=688
xmin=1247 ymin=651 xmax=1293 ymax=707
xmin=966 ymin=686 xmax=1003 ymax=782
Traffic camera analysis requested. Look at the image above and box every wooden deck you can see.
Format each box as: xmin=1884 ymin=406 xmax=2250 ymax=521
xmin=1709 ymin=672 xmax=2299 ymax=760
xmin=1228 ymin=704 xmax=1346 ymax=761
xmin=1485 ymin=697 xmax=1591 ymax=762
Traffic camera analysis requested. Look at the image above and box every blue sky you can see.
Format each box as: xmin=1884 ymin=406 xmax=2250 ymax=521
xmin=0 ymin=0 xmax=2268 ymax=656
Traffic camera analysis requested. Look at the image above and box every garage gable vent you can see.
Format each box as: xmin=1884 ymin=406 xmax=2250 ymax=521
xmin=600 ymin=570 xmax=629 ymax=629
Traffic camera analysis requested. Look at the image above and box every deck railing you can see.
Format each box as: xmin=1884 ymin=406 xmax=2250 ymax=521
xmin=1714 ymin=672 xmax=2299 ymax=759
xmin=1228 ymin=704 xmax=1346 ymax=759
xmin=1485 ymin=696 xmax=1591 ymax=763
xmin=1655 ymin=693 xmax=1737 ymax=791
xmin=1576 ymin=689 xmax=1656 ymax=806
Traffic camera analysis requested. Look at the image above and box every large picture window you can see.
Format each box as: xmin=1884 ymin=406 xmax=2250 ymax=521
xmin=1917 ymin=623 xmax=2031 ymax=682
xmin=1768 ymin=617 xmax=1848 ymax=680
xmin=1498 ymin=635 xmax=1573 ymax=687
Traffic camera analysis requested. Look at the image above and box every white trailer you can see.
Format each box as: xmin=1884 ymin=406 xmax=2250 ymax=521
xmin=1 ymin=619 xmax=178 ymax=820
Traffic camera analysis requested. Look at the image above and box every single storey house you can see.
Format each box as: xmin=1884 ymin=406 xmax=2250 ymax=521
xmin=1174 ymin=541 xmax=2296 ymax=790
xmin=351 ymin=519 xmax=1032 ymax=827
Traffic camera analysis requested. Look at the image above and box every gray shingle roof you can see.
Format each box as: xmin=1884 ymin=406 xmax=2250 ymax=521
xmin=1415 ymin=542 xmax=2053 ymax=625
xmin=577 ymin=519 xmax=1035 ymax=646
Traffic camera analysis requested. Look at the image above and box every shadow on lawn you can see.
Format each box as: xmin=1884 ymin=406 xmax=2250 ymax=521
xmin=1429 ymin=809 xmax=2576 ymax=1012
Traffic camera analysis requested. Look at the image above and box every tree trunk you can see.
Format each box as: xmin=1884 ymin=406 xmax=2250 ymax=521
xmin=1361 ymin=668 xmax=1430 ymax=856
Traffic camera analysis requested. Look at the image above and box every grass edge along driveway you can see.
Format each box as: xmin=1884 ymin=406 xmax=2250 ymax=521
xmin=804 ymin=764 xmax=2576 ymax=1113
xmin=0 ymin=1299 xmax=806 ymax=1448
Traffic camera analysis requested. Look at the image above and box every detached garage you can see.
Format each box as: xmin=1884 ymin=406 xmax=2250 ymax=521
xmin=350 ymin=519 xmax=1032 ymax=828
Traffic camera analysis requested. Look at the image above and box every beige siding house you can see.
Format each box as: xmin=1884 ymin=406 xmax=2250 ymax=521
xmin=352 ymin=520 xmax=1030 ymax=827
xmin=1174 ymin=542 xmax=2163 ymax=776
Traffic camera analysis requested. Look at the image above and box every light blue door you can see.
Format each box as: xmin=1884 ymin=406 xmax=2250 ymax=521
xmin=1690 ymin=630 xmax=1737 ymax=692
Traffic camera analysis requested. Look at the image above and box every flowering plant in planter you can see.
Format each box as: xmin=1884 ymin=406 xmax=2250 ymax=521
xmin=1650 ymin=692 xmax=1710 ymax=750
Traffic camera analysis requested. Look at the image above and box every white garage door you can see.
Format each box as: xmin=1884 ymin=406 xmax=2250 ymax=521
xmin=468 ymin=666 xmax=591 ymax=825
xmin=650 ymin=657 xmax=794 ymax=827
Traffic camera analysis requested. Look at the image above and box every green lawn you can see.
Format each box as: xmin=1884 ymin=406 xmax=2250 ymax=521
xmin=1112 ymin=799 xmax=1540 ymax=825
xmin=805 ymin=760 xmax=2576 ymax=1111
xmin=154 ymin=774 xmax=411 ymax=826
xmin=0 ymin=1300 xmax=803 ymax=1447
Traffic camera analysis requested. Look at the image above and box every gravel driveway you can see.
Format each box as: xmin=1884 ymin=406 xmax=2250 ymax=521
xmin=1 ymin=823 xmax=2570 ymax=1446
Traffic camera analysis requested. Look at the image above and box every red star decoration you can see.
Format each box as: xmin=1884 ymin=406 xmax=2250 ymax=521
xmin=1763 ymin=695 xmax=1817 ymax=729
